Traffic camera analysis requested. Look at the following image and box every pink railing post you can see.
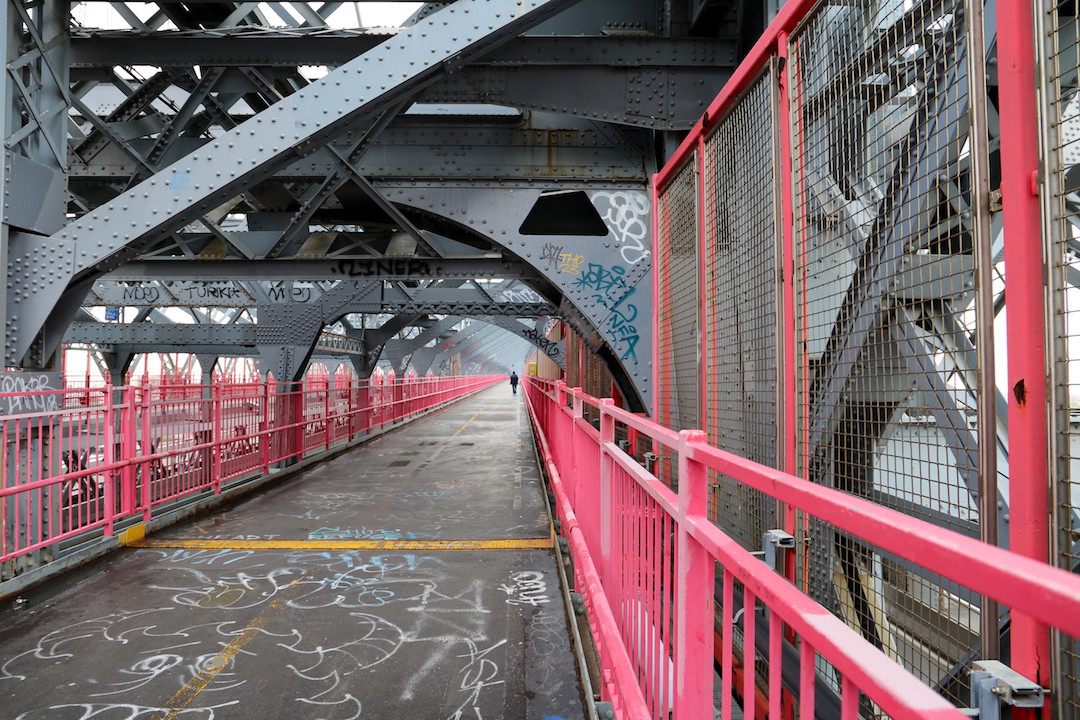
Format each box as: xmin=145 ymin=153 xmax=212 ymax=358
xmin=570 ymin=388 xmax=584 ymax=506
xmin=675 ymin=429 xmax=714 ymax=720
xmin=120 ymin=385 xmax=137 ymax=515
xmin=293 ymin=385 xmax=304 ymax=461
xmin=599 ymin=398 xmax=615 ymax=580
xmin=777 ymin=29 xmax=799 ymax=567
xmin=324 ymin=379 xmax=331 ymax=451
xmin=140 ymin=385 xmax=152 ymax=520
xmin=102 ymin=380 xmax=115 ymax=538
xmin=347 ymin=379 xmax=356 ymax=440
xmin=260 ymin=380 xmax=270 ymax=474
xmin=211 ymin=379 xmax=222 ymax=494
xmin=998 ymin=0 xmax=1052 ymax=708
xmin=553 ymin=380 xmax=568 ymax=478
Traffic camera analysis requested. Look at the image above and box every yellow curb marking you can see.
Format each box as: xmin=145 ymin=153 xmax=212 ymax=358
xmin=117 ymin=523 xmax=147 ymax=546
xmin=131 ymin=538 xmax=554 ymax=551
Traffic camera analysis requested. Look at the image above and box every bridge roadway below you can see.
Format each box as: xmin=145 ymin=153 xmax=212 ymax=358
xmin=0 ymin=385 xmax=586 ymax=720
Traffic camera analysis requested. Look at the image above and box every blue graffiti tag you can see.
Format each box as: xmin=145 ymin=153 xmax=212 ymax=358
xmin=573 ymin=263 xmax=641 ymax=362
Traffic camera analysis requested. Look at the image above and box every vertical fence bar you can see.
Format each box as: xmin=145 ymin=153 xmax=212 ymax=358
xmin=697 ymin=137 xmax=709 ymax=432
xmin=964 ymin=0 xmax=1001 ymax=662
xmin=998 ymin=0 xmax=1053 ymax=704
xmin=652 ymin=174 xmax=661 ymax=419
xmin=599 ymin=398 xmax=614 ymax=581
xmin=102 ymin=382 xmax=115 ymax=537
xmin=121 ymin=386 xmax=136 ymax=515
xmin=675 ymin=429 xmax=713 ymax=720
xmin=260 ymin=379 xmax=270 ymax=474
xmin=722 ymin=569 xmax=734 ymax=720
xmin=777 ymin=29 xmax=797 ymax=547
xmin=799 ymin=640 xmax=815 ymax=720
xmin=141 ymin=386 xmax=152 ymax=520
xmin=744 ymin=587 xmax=757 ymax=720
xmin=769 ymin=610 xmax=782 ymax=719
xmin=324 ymin=378 xmax=331 ymax=451
xmin=211 ymin=380 xmax=222 ymax=494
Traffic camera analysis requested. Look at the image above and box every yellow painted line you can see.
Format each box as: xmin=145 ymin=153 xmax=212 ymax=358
xmin=131 ymin=537 xmax=554 ymax=551
xmin=156 ymin=576 xmax=307 ymax=719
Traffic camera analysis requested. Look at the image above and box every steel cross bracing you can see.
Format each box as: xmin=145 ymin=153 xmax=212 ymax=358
xmin=0 ymin=0 xmax=749 ymax=409
xmin=1 ymin=0 xmax=703 ymax=409
xmin=794 ymin=0 xmax=1017 ymax=559
xmin=76 ymin=278 xmax=561 ymax=379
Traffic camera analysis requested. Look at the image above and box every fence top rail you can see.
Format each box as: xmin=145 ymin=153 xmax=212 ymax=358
xmin=686 ymin=438 xmax=1080 ymax=640
xmin=689 ymin=518 xmax=968 ymax=720
xmin=534 ymin=378 xmax=682 ymax=446
xmin=653 ymin=0 xmax=818 ymax=191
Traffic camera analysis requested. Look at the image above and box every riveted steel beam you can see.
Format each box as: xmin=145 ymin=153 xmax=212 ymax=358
xmin=69 ymin=32 xmax=733 ymax=69
xmin=87 ymin=278 xmax=555 ymax=316
xmin=63 ymin=323 xmax=365 ymax=357
xmin=100 ymin=257 xmax=537 ymax=281
xmin=9 ymin=0 xmax=583 ymax=366
xmin=421 ymin=65 xmax=731 ymax=130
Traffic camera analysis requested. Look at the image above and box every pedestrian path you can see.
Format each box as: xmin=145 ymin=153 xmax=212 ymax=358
xmin=0 ymin=385 xmax=585 ymax=720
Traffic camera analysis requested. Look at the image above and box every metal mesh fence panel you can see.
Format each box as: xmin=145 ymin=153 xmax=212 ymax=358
xmin=702 ymin=67 xmax=780 ymax=551
xmin=565 ymin=327 xmax=613 ymax=406
xmin=656 ymin=159 xmax=700 ymax=488
xmin=790 ymin=0 xmax=988 ymax=706
xmin=1040 ymin=0 xmax=1080 ymax=711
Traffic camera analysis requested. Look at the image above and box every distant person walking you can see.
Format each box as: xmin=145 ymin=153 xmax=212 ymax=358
xmin=509 ymin=371 xmax=519 ymax=395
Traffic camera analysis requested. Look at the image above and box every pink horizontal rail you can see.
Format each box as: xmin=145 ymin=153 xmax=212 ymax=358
xmin=524 ymin=377 xmax=1080 ymax=718
xmin=0 ymin=374 xmax=501 ymax=566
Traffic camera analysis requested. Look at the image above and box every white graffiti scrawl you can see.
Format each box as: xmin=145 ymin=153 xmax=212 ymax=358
xmin=592 ymin=191 xmax=651 ymax=266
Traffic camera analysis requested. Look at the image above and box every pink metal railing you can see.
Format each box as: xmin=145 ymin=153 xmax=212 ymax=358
xmin=0 ymin=374 xmax=501 ymax=566
xmin=524 ymin=377 xmax=1080 ymax=720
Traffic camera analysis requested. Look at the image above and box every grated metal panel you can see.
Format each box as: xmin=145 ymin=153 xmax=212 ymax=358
xmin=1040 ymin=0 xmax=1080 ymax=712
xmin=790 ymin=0 xmax=989 ymax=706
xmin=656 ymin=159 xmax=700 ymax=489
xmin=657 ymin=159 xmax=700 ymax=433
xmin=702 ymin=67 xmax=780 ymax=551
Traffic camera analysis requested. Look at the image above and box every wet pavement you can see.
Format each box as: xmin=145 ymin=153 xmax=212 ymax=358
xmin=0 ymin=385 xmax=585 ymax=720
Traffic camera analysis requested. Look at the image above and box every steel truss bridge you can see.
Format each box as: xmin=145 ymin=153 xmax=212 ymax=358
xmin=2 ymin=0 xmax=1080 ymax=718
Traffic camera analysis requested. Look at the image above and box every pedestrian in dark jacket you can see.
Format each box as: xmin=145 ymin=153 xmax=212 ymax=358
xmin=509 ymin=372 xmax=519 ymax=395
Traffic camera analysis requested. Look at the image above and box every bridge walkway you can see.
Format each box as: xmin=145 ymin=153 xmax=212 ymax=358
xmin=0 ymin=385 xmax=586 ymax=720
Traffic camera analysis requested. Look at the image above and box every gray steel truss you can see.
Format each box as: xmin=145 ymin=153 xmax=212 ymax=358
xmin=7 ymin=0 xmax=584 ymax=366
xmin=2 ymin=0 xmax=756 ymax=409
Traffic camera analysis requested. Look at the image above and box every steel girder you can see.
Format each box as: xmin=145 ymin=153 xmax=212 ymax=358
xmin=87 ymin=278 xmax=556 ymax=317
xmin=97 ymin=257 xmax=538 ymax=282
xmin=6 ymin=0 xmax=583 ymax=367
xmin=69 ymin=275 xmax=563 ymax=380
xmin=63 ymin=322 xmax=366 ymax=356
xmin=70 ymin=31 xmax=735 ymax=73
xmin=68 ymin=118 xmax=650 ymax=185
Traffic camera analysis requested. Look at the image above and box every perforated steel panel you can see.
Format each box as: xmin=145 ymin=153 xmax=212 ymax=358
xmin=1040 ymin=0 xmax=1080 ymax=711
xmin=703 ymin=68 xmax=780 ymax=551
xmin=565 ymin=326 xmax=613 ymax=405
xmin=656 ymin=159 xmax=700 ymax=434
xmin=790 ymin=0 xmax=987 ymax=705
